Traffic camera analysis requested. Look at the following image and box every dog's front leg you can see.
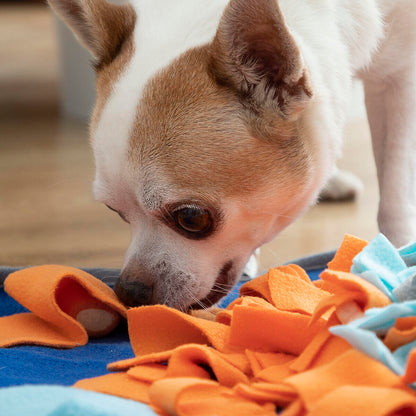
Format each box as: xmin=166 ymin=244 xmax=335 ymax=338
xmin=364 ymin=72 xmax=416 ymax=247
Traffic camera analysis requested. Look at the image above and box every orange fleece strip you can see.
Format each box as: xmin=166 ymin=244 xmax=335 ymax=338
xmin=164 ymin=344 xmax=250 ymax=386
xmin=310 ymin=269 xmax=391 ymax=325
xmin=284 ymin=349 xmax=403 ymax=411
xmin=289 ymin=322 xmax=352 ymax=372
xmin=245 ymin=350 xmax=296 ymax=377
xmin=326 ymin=234 xmax=369 ymax=272
xmin=384 ymin=317 xmax=416 ymax=352
xmin=227 ymin=300 xmax=326 ymax=355
xmin=76 ymin=239 xmax=412 ymax=415
xmin=306 ymin=386 xmax=416 ymax=416
xmin=126 ymin=305 xmax=232 ymax=355
xmin=2 ymin=234 xmax=415 ymax=415
xmin=402 ymin=349 xmax=416 ymax=384
xmin=148 ymin=378 xmax=277 ymax=416
xmin=75 ymin=372 xmax=151 ymax=403
xmin=127 ymin=363 xmax=168 ymax=383
xmin=0 ymin=265 xmax=126 ymax=347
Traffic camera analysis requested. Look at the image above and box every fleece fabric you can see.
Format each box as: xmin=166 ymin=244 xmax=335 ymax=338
xmin=2 ymin=234 xmax=416 ymax=416
xmin=330 ymin=234 xmax=416 ymax=384
xmin=0 ymin=268 xmax=242 ymax=387
xmin=0 ymin=385 xmax=156 ymax=416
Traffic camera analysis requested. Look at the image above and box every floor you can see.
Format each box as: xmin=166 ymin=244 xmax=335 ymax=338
xmin=0 ymin=4 xmax=379 ymax=271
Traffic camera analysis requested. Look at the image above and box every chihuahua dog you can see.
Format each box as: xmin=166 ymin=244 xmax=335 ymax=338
xmin=48 ymin=0 xmax=416 ymax=310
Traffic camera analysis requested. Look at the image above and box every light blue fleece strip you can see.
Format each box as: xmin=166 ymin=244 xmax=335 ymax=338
xmin=329 ymin=234 xmax=416 ymax=386
xmin=330 ymin=301 xmax=416 ymax=379
xmin=0 ymin=385 xmax=157 ymax=416
xmin=351 ymin=234 xmax=416 ymax=302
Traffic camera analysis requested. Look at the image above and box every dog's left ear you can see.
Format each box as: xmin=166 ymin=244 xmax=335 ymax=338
xmin=48 ymin=0 xmax=135 ymax=66
xmin=210 ymin=0 xmax=313 ymax=118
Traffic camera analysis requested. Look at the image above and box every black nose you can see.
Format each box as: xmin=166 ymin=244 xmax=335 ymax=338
xmin=114 ymin=278 xmax=153 ymax=307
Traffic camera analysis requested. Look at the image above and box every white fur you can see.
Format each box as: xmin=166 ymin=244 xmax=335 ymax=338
xmin=89 ymin=0 xmax=416 ymax=307
xmin=360 ymin=0 xmax=416 ymax=246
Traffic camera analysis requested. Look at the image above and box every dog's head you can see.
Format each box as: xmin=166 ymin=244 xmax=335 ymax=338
xmin=49 ymin=0 xmax=332 ymax=310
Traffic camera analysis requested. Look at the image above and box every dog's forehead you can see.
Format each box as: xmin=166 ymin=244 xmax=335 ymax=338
xmin=127 ymin=49 xmax=249 ymax=183
xmin=128 ymin=54 xmax=304 ymax=199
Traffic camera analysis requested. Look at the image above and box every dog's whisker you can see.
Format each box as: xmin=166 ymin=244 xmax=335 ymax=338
xmin=261 ymin=245 xmax=282 ymax=264
xmin=211 ymin=286 xmax=229 ymax=293
xmin=212 ymin=282 xmax=235 ymax=290
xmin=212 ymin=282 xmax=234 ymax=290
xmin=183 ymin=287 xmax=216 ymax=315
xmin=209 ymin=288 xmax=230 ymax=295
xmin=212 ymin=280 xmax=235 ymax=287
xmin=182 ymin=286 xmax=205 ymax=306
xmin=193 ymin=299 xmax=211 ymax=312
xmin=212 ymin=284 xmax=234 ymax=290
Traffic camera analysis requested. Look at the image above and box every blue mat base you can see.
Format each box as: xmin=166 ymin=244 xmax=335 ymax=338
xmin=0 ymin=265 xmax=324 ymax=387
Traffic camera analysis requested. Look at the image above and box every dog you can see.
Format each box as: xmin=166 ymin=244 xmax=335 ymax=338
xmin=48 ymin=0 xmax=416 ymax=311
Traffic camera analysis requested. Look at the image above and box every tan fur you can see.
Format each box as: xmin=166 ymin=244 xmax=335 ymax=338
xmin=48 ymin=0 xmax=135 ymax=63
xmin=128 ymin=46 xmax=312 ymax=201
xmin=90 ymin=2 xmax=136 ymax=68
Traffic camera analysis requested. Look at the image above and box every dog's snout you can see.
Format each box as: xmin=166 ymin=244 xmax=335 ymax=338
xmin=114 ymin=278 xmax=153 ymax=307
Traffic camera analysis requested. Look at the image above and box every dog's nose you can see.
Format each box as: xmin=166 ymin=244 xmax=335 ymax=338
xmin=114 ymin=278 xmax=153 ymax=307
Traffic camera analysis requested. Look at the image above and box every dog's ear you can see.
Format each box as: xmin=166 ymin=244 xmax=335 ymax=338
xmin=210 ymin=0 xmax=312 ymax=118
xmin=47 ymin=0 xmax=135 ymax=66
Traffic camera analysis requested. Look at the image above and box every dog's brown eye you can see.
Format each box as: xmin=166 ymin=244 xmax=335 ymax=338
xmin=173 ymin=206 xmax=212 ymax=235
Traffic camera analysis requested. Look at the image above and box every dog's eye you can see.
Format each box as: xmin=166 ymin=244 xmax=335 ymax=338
xmin=173 ymin=206 xmax=212 ymax=235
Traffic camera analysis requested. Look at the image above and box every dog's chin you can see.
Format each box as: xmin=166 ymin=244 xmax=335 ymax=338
xmin=189 ymin=261 xmax=237 ymax=310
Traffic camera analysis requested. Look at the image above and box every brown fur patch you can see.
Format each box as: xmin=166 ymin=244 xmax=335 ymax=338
xmin=127 ymin=45 xmax=311 ymax=200
xmin=48 ymin=0 xmax=136 ymax=64
xmin=91 ymin=3 xmax=136 ymax=70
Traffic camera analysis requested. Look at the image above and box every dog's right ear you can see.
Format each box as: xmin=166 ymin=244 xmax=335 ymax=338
xmin=48 ymin=0 xmax=135 ymax=66
xmin=209 ymin=0 xmax=312 ymax=119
